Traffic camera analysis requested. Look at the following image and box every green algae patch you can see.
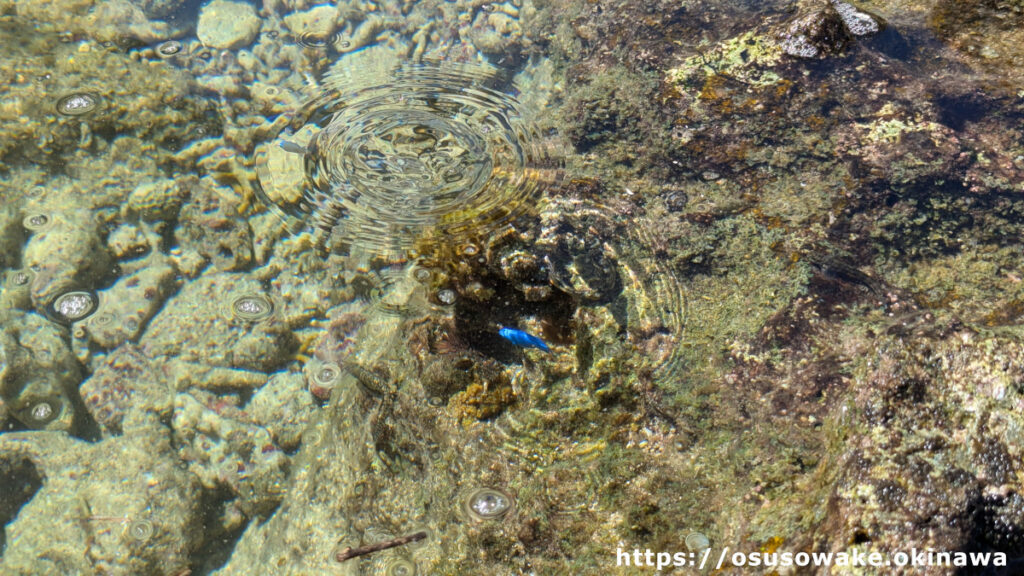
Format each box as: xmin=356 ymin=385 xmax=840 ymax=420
xmin=666 ymin=32 xmax=786 ymax=91
xmin=654 ymin=213 xmax=811 ymax=382
xmin=881 ymin=245 xmax=1024 ymax=332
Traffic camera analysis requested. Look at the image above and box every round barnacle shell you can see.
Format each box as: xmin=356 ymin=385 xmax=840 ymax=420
xmin=22 ymin=213 xmax=53 ymax=233
xmin=28 ymin=400 xmax=56 ymax=424
xmin=155 ymin=40 xmax=182 ymax=58
xmin=411 ymin=265 xmax=434 ymax=284
xmin=384 ymin=558 xmax=417 ymax=576
xmin=435 ymin=288 xmax=457 ymax=306
xmin=125 ymin=519 xmax=155 ymax=543
xmin=461 ymin=487 xmax=515 ymax=522
xmin=55 ymin=92 xmax=100 ymax=116
xmin=228 ymin=293 xmax=275 ymax=323
xmin=90 ymin=309 xmax=117 ymax=327
xmin=49 ymin=290 xmax=99 ymax=323
xmin=7 ymin=269 xmax=34 ymax=288
xmin=306 ymin=359 xmax=342 ymax=400
xmin=685 ymin=531 xmax=710 ymax=553
xmin=303 ymin=426 xmax=325 ymax=447
xmin=3 ymin=269 xmax=35 ymax=310
xmin=14 ymin=397 xmax=62 ymax=429
xmin=256 ymin=84 xmax=280 ymax=98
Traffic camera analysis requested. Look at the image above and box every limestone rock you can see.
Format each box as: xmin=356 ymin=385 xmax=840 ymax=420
xmin=197 ymin=0 xmax=261 ymax=50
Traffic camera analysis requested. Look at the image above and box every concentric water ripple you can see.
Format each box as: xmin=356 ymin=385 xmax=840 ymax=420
xmin=540 ymin=198 xmax=687 ymax=383
xmin=255 ymin=59 xmax=562 ymax=260
xmin=620 ymin=223 xmax=687 ymax=383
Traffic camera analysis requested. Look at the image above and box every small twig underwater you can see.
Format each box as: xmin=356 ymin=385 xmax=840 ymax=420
xmin=334 ymin=531 xmax=428 ymax=562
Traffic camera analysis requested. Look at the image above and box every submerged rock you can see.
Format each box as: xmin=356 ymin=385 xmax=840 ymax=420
xmin=537 ymin=197 xmax=623 ymax=303
xmin=131 ymin=0 xmax=189 ymax=20
xmin=79 ymin=345 xmax=174 ymax=436
xmin=197 ymin=0 xmax=261 ymax=50
xmin=71 ymin=254 xmax=177 ymax=357
xmin=124 ymin=177 xmax=187 ymax=223
xmin=0 ymin=310 xmax=82 ymax=432
xmin=0 ymin=427 xmax=201 ymax=575
xmin=247 ymin=371 xmax=315 ymax=452
xmin=810 ymin=330 xmax=1024 ymax=563
xmin=21 ymin=212 xmax=114 ymax=313
xmin=141 ymin=272 xmax=296 ymax=374
xmin=778 ymin=0 xmax=883 ymax=58
xmin=467 ymin=9 xmax=523 ymax=58
xmin=173 ymin=180 xmax=253 ymax=274
xmin=171 ymin=392 xmax=288 ymax=526
xmin=282 ymin=4 xmax=343 ymax=40
xmin=0 ymin=205 xmax=26 ymax=270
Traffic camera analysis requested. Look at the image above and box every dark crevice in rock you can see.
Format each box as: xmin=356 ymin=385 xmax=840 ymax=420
xmin=0 ymin=456 xmax=43 ymax=555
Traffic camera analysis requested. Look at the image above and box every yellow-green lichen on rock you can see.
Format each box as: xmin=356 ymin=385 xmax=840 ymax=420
xmin=666 ymin=31 xmax=786 ymax=90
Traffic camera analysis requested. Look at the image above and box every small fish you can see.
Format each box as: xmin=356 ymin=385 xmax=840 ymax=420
xmin=278 ymin=139 xmax=307 ymax=154
xmin=498 ymin=326 xmax=550 ymax=352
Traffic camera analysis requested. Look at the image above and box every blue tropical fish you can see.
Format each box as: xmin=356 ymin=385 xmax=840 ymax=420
xmin=498 ymin=326 xmax=550 ymax=353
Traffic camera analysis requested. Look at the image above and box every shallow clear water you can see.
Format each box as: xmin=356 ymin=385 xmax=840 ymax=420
xmin=2 ymin=0 xmax=1024 ymax=574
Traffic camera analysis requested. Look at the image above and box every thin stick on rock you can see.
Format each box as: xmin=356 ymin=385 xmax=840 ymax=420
xmin=334 ymin=531 xmax=428 ymax=563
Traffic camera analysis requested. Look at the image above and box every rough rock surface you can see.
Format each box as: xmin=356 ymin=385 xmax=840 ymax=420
xmin=197 ymin=0 xmax=262 ymax=50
